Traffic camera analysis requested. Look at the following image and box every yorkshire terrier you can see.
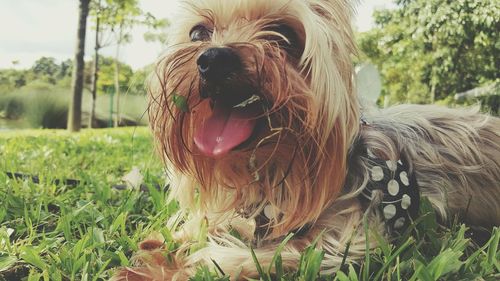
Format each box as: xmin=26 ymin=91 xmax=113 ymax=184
xmin=113 ymin=0 xmax=500 ymax=280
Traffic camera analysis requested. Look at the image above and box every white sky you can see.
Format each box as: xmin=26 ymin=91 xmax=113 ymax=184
xmin=0 ymin=0 xmax=395 ymax=70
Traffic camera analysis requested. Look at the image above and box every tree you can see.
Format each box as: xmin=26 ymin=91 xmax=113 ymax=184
xmin=358 ymin=0 xmax=499 ymax=106
xmin=128 ymin=64 xmax=153 ymax=96
xmin=88 ymin=0 xmax=101 ymax=128
xmin=87 ymin=0 xmax=117 ymax=127
xmin=32 ymin=57 xmax=59 ymax=84
xmin=95 ymin=56 xmax=134 ymax=94
xmin=0 ymin=69 xmax=27 ymax=94
xmin=143 ymin=12 xmax=170 ymax=46
xmin=67 ymin=0 xmax=90 ymax=132
xmin=0 ymin=58 xmax=74 ymax=95
xmin=27 ymin=57 xmax=73 ymax=86
xmin=57 ymin=59 xmax=73 ymax=80
xmin=56 ymin=59 xmax=74 ymax=87
xmin=97 ymin=0 xmax=141 ymax=127
xmin=83 ymin=0 xmax=169 ymax=127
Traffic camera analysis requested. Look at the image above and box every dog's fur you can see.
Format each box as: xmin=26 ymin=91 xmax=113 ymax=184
xmin=113 ymin=0 xmax=500 ymax=280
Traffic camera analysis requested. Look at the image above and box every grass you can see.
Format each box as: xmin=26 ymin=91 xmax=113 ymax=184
xmin=0 ymin=128 xmax=498 ymax=280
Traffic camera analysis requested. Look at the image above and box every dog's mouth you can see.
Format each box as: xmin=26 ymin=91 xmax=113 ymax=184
xmin=194 ymin=85 xmax=263 ymax=158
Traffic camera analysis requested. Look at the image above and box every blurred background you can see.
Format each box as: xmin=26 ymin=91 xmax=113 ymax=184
xmin=0 ymin=0 xmax=498 ymax=131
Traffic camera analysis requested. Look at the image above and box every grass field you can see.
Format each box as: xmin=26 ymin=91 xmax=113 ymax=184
xmin=0 ymin=128 xmax=498 ymax=281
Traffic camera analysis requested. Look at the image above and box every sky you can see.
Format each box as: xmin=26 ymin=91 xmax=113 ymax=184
xmin=0 ymin=0 xmax=395 ymax=70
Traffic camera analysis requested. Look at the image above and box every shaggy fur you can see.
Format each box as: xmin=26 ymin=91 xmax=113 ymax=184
xmin=113 ymin=0 xmax=500 ymax=280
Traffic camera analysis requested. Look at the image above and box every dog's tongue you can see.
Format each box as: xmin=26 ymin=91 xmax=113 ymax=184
xmin=194 ymin=102 xmax=258 ymax=157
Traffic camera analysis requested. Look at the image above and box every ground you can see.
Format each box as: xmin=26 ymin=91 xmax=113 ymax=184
xmin=0 ymin=128 xmax=498 ymax=280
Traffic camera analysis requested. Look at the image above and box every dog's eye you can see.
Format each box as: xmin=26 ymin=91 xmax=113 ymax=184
xmin=265 ymin=24 xmax=298 ymax=47
xmin=190 ymin=25 xmax=212 ymax=42
xmin=264 ymin=23 xmax=302 ymax=58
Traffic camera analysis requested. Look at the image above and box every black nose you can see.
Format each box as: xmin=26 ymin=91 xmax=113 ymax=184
xmin=197 ymin=48 xmax=240 ymax=81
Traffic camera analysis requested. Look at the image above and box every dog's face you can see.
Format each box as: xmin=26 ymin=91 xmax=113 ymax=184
xmin=150 ymin=0 xmax=360 ymax=233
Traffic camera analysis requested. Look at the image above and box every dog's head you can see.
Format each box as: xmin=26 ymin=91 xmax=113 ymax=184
xmin=150 ymin=0 xmax=360 ymax=234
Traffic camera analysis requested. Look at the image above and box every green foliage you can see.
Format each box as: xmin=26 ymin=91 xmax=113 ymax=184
xmin=127 ymin=66 xmax=152 ymax=96
xmin=0 ymin=94 xmax=24 ymax=119
xmin=94 ymin=56 xmax=135 ymax=95
xmin=143 ymin=13 xmax=170 ymax=45
xmin=0 ymin=82 xmax=148 ymax=129
xmin=480 ymin=94 xmax=500 ymax=116
xmin=0 ymin=59 xmax=75 ymax=97
xmin=0 ymin=54 xmax=151 ymax=130
xmin=28 ymin=57 xmax=73 ymax=86
xmin=0 ymin=83 xmax=70 ymax=129
xmin=31 ymin=57 xmax=60 ymax=84
xmin=358 ymin=0 xmax=499 ymax=106
xmin=90 ymin=0 xmax=168 ymax=47
xmin=87 ymin=0 xmax=167 ymax=102
xmin=1 ymin=55 xmax=148 ymax=100
xmin=24 ymin=92 xmax=69 ymax=129
xmin=172 ymin=94 xmax=189 ymax=112
xmin=90 ymin=0 xmax=144 ymax=50
xmin=0 ymin=69 xmax=28 ymax=95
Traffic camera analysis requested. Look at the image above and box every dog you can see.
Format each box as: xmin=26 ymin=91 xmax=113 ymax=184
xmin=113 ymin=0 xmax=500 ymax=280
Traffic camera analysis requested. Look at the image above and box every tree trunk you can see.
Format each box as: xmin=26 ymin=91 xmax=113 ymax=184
xmin=68 ymin=0 xmax=90 ymax=132
xmin=113 ymin=22 xmax=124 ymax=128
xmin=113 ymin=45 xmax=121 ymax=127
xmin=89 ymin=15 xmax=100 ymax=128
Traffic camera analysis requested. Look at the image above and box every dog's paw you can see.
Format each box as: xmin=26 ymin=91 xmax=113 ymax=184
xmin=111 ymin=266 xmax=188 ymax=281
xmin=111 ymin=236 xmax=189 ymax=281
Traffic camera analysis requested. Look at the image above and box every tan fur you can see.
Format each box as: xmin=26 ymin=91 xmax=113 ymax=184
xmin=112 ymin=0 xmax=500 ymax=280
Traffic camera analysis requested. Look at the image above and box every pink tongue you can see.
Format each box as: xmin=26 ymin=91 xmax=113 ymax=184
xmin=194 ymin=102 xmax=258 ymax=157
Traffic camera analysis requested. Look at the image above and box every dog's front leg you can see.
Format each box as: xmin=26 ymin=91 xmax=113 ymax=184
xmin=182 ymin=205 xmax=372 ymax=280
xmin=112 ymin=237 xmax=302 ymax=281
xmin=185 ymin=235 xmax=303 ymax=279
xmin=112 ymin=202 xmax=372 ymax=280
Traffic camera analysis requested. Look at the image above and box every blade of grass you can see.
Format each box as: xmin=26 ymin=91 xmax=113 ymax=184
xmin=250 ymin=246 xmax=267 ymax=280
xmin=373 ymin=237 xmax=414 ymax=281
xmin=267 ymin=232 xmax=294 ymax=274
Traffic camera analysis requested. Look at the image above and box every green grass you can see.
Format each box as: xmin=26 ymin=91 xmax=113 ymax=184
xmin=0 ymin=128 xmax=498 ymax=280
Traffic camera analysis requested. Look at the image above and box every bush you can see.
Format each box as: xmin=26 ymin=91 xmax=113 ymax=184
xmin=479 ymin=95 xmax=500 ymax=116
xmin=1 ymin=81 xmax=148 ymax=129
xmin=24 ymin=92 xmax=69 ymax=129
xmin=0 ymin=94 xmax=25 ymax=119
xmin=0 ymin=83 xmax=71 ymax=129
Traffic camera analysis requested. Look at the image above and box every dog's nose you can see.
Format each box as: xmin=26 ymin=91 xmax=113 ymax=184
xmin=197 ymin=48 xmax=240 ymax=82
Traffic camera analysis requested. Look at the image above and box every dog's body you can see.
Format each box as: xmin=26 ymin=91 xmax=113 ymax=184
xmin=113 ymin=0 xmax=500 ymax=280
